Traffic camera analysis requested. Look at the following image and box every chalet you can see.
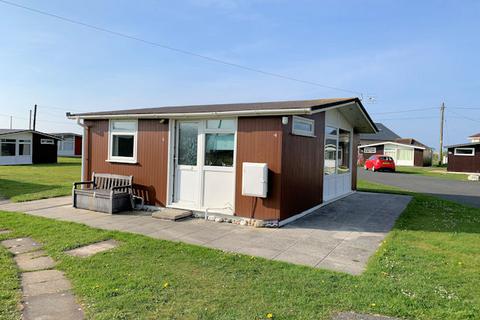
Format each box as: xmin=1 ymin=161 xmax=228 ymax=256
xmin=67 ymin=98 xmax=377 ymax=226
xmin=52 ymin=132 xmax=82 ymax=157
xmin=0 ymin=129 xmax=60 ymax=165
xmin=446 ymin=133 xmax=480 ymax=173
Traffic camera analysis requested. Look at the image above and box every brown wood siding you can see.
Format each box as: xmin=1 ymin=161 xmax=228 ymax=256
xmin=84 ymin=119 xmax=169 ymax=206
xmin=32 ymin=133 xmax=58 ymax=164
xmin=414 ymin=149 xmax=424 ymax=167
xmin=74 ymin=136 xmax=82 ymax=156
xmin=234 ymin=117 xmax=283 ymax=220
xmin=351 ymin=133 xmax=359 ymax=190
xmin=447 ymin=145 xmax=480 ymax=173
xmin=280 ymin=113 xmax=325 ymax=220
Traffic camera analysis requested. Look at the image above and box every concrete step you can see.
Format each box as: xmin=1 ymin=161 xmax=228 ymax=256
xmin=152 ymin=208 xmax=192 ymax=221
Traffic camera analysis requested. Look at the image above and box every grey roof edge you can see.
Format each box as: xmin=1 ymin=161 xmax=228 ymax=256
xmin=445 ymin=142 xmax=480 ymax=148
xmin=0 ymin=129 xmax=61 ymax=140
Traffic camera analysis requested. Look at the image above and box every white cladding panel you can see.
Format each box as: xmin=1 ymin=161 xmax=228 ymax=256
xmin=242 ymin=162 xmax=268 ymax=198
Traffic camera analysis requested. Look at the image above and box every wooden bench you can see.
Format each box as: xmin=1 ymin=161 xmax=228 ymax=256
xmin=72 ymin=173 xmax=134 ymax=214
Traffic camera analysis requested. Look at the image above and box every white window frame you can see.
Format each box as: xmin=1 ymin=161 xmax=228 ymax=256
xmin=40 ymin=139 xmax=54 ymax=145
xmin=108 ymin=119 xmax=138 ymax=164
xmin=18 ymin=139 xmax=32 ymax=156
xmin=292 ymin=116 xmax=315 ymax=137
xmin=454 ymin=147 xmax=475 ymax=156
xmin=0 ymin=138 xmax=17 ymax=157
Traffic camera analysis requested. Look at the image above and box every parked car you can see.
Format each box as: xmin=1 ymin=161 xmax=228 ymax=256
xmin=364 ymin=155 xmax=396 ymax=172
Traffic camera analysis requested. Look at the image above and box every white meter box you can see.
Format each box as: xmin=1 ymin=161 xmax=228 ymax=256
xmin=242 ymin=162 xmax=268 ymax=198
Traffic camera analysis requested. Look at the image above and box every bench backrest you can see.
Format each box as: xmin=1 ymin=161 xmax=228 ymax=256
xmin=92 ymin=173 xmax=133 ymax=191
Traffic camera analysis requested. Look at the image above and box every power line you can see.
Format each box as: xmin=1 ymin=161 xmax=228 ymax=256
xmin=375 ymin=116 xmax=439 ymax=121
xmin=0 ymin=0 xmax=363 ymax=96
xmin=448 ymin=109 xmax=480 ymax=123
xmin=371 ymin=107 xmax=438 ymax=115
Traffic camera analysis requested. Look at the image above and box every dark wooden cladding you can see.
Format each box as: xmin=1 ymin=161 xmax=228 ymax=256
xmin=414 ymin=149 xmax=424 ymax=167
xmin=32 ymin=133 xmax=58 ymax=164
xmin=74 ymin=136 xmax=82 ymax=156
xmin=235 ymin=117 xmax=283 ymax=220
xmin=447 ymin=145 xmax=480 ymax=173
xmin=280 ymin=113 xmax=325 ymax=220
xmin=84 ymin=119 xmax=169 ymax=206
xmin=351 ymin=133 xmax=359 ymax=190
xmin=358 ymin=145 xmax=384 ymax=165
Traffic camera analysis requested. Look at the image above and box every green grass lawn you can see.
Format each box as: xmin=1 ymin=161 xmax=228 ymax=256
xmin=0 ymin=157 xmax=81 ymax=202
xmin=394 ymin=166 xmax=469 ymax=181
xmin=1 ymin=180 xmax=479 ymax=319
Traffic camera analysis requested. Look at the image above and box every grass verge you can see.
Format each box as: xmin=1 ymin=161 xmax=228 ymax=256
xmin=0 ymin=180 xmax=479 ymax=319
xmin=0 ymin=157 xmax=80 ymax=202
xmin=394 ymin=166 xmax=469 ymax=181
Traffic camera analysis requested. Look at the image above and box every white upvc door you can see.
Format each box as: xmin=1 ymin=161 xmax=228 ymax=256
xmin=173 ymin=121 xmax=200 ymax=207
xmin=172 ymin=119 xmax=236 ymax=214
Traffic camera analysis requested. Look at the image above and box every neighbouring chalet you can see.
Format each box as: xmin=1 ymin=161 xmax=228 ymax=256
xmin=0 ymin=129 xmax=60 ymax=165
xmin=446 ymin=133 xmax=480 ymax=173
xmin=357 ymin=123 xmax=432 ymax=167
xmin=52 ymin=132 xmax=82 ymax=157
xmin=67 ymin=98 xmax=377 ymax=226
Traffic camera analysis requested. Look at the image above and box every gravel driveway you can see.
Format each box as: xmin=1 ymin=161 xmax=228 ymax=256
xmin=359 ymin=169 xmax=480 ymax=208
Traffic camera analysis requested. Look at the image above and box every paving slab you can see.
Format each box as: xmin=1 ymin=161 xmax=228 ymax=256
xmin=0 ymin=196 xmax=71 ymax=212
xmin=14 ymin=250 xmax=56 ymax=271
xmin=152 ymin=207 xmax=192 ymax=221
xmin=65 ymin=239 xmax=120 ymax=258
xmin=0 ymin=229 xmax=11 ymax=235
xmin=1 ymin=238 xmax=43 ymax=254
xmin=22 ymin=270 xmax=72 ymax=296
xmin=333 ymin=311 xmax=402 ymax=320
xmin=23 ymin=291 xmax=84 ymax=320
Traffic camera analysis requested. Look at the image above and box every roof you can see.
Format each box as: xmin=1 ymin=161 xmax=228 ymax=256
xmin=394 ymin=138 xmax=430 ymax=149
xmin=50 ymin=132 xmax=82 ymax=137
xmin=359 ymin=123 xmax=400 ymax=141
xmin=0 ymin=129 xmax=61 ymax=140
xmin=445 ymin=142 xmax=480 ymax=148
xmin=66 ymin=97 xmax=378 ymax=134
xmin=469 ymin=132 xmax=480 ymax=138
xmin=358 ymin=141 xmax=426 ymax=150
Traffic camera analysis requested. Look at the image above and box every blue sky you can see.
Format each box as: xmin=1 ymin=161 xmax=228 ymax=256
xmin=1 ymin=0 xmax=479 ymax=148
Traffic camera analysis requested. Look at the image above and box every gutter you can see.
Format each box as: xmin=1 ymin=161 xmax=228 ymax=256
xmin=66 ymin=108 xmax=312 ymax=120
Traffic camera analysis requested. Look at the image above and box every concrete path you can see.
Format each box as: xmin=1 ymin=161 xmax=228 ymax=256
xmin=0 ymin=193 xmax=411 ymax=275
xmin=359 ymin=169 xmax=480 ymax=208
xmin=1 ymin=237 xmax=84 ymax=320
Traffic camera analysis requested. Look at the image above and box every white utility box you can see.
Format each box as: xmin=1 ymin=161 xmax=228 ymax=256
xmin=242 ymin=162 xmax=268 ymax=198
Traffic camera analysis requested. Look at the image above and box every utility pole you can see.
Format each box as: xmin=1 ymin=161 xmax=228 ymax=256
xmin=29 ymin=110 xmax=32 ymax=129
xmin=33 ymin=104 xmax=37 ymax=131
xmin=9 ymin=116 xmax=12 ymax=129
xmin=439 ymin=102 xmax=445 ymax=165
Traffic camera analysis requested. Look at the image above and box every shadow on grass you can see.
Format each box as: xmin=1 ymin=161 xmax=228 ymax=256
xmin=0 ymin=178 xmax=64 ymax=200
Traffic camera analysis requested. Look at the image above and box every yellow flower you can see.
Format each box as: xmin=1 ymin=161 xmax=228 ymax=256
xmin=163 ymin=282 xmax=169 ymax=288
xmin=266 ymin=313 xmax=273 ymax=319
xmin=370 ymin=303 xmax=376 ymax=307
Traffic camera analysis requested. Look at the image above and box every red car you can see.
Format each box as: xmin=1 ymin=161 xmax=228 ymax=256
xmin=364 ymin=155 xmax=396 ymax=172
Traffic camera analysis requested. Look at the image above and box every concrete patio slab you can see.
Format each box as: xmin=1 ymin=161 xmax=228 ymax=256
xmin=22 ymin=291 xmax=84 ymax=320
xmin=14 ymin=250 xmax=56 ymax=271
xmin=0 ymin=196 xmax=71 ymax=212
xmin=65 ymin=239 xmax=120 ymax=258
xmin=0 ymin=229 xmax=11 ymax=235
xmin=152 ymin=207 xmax=192 ymax=221
xmin=333 ymin=311 xmax=401 ymax=320
xmin=0 ymin=192 xmax=411 ymax=275
xmin=22 ymin=270 xmax=72 ymax=296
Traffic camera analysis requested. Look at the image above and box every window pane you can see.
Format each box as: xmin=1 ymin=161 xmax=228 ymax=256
xmin=63 ymin=140 xmax=74 ymax=151
xmin=178 ymin=122 xmax=198 ymax=165
xmin=324 ymin=138 xmax=337 ymax=175
xmin=338 ymin=129 xmax=350 ymax=174
xmin=1 ymin=142 xmax=16 ymax=156
xmin=19 ymin=143 xmax=31 ymax=156
xmin=112 ymin=135 xmax=134 ymax=157
xmin=325 ymin=126 xmax=337 ymax=136
xmin=112 ymin=121 xmax=136 ymax=131
xmin=294 ymin=120 xmax=313 ymax=132
xmin=206 ymin=119 xmax=235 ymax=130
xmin=205 ymin=133 xmax=234 ymax=166
xmin=397 ymin=149 xmax=413 ymax=161
xmin=455 ymin=148 xmax=474 ymax=155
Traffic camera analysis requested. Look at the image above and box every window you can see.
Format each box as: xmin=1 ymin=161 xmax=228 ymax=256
xmin=41 ymin=139 xmax=54 ymax=145
xmin=324 ymin=126 xmax=338 ymax=175
xmin=364 ymin=147 xmax=376 ymax=153
xmin=205 ymin=133 xmax=234 ymax=166
xmin=292 ymin=116 xmax=315 ymax=137
xmin=109 ymin=120 xmax=137 ymax=162
xmin=337 ymin=129 xmax=351 ymax=174
xmin=454 ymin=147 xmax=475 ymax=156
xmin=397 ymin=149 xmax=413 ymax=161
xmin=206 ymin=119 xmax=235 ymax=130
xmin=18 ymin=139 xmax=31 ymax=156
xmin=178 ymin=122 xmax=198 ymax=165
xmin=59 ymin=136 xmax=74 ymax=151
xmin=0 ymin=139 xmax=16 ymax=156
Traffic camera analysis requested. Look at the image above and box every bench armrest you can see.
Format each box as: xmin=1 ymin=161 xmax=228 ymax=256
xmin=73 ymin=181 xmax=95 ymax=189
